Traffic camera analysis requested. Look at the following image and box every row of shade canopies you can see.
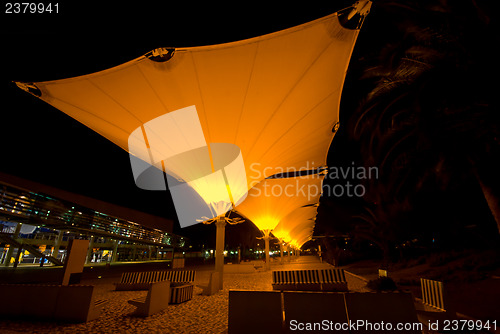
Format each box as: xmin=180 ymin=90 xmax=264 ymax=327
xmin=236 ymin=174 xmax=324 ymax=252
xmin=15 ymin=2 xmax=370 ymax=260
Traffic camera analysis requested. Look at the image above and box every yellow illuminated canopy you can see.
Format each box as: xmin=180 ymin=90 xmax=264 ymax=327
xmin=15 ymin=2 xmax=370 ymax=232
xmin=272 ymin=205 xmax=318 ymax=243
xmin=127 ymin=105 xmax=248 ymax=227
xmin=236 ymin=175 xmax=324 ymax=232
xmin=16 ymin=9 xmax=361 ymax=191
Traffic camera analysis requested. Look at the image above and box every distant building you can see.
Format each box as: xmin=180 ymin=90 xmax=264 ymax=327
xmin=0 ymin=172 xmax=186 ymax=267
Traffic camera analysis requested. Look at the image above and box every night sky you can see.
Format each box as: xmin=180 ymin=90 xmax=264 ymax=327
xmin=0 ymin=1 xmax=368 ymax=233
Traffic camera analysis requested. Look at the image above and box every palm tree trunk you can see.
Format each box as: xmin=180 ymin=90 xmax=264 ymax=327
xmin=476 ymin=172 xmax=500 ymax=235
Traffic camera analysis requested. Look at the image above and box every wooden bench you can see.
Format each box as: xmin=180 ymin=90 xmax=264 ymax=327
xmin=320 ymin=268 xmax=348 ymax=291
xmin=128 ymin=280 xmax=170 ymax=317
xmin=229 ymin=290 xmax=419 ymax=334
xmin=283 ymin=291 xmax=348 ymax=333
xmin=228 ymin=290 xmax=282 ymax=334
xmin=170 ymin=283 xmax=194 ymax=304
xmin=417 ymin=278 xmax=459 ymax=329
xmin=420 ymin=278 xmax=446 ymax=311
xmin=0 ymin=284 xmax=108 ymax=322
xmin=54 ymin=285 xmax=108 ymax=322
xmin=345 ymin=292 xmax=420 ymax=334
xmin=114 ymin=270 xmax=196 ymax=291
xmin=272 ymin=268 xmax=347 ymax=292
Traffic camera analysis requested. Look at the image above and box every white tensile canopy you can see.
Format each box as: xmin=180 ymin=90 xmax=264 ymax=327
xmin=16 ymin=2 xmax=369 ymax=240
xmin=272 ymin=205 xmax=318 ymax=246
xmin=236 ymin=175 xmax=324 ymax=232
xmin=16 ymin=9 xmax=360 ymax=188
xmin=235 ymin=174 xmax=324 ymax=266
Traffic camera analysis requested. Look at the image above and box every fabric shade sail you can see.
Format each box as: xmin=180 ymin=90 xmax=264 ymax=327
xmin=235 ymin=174 xmax=324 ymax=232
xmin=127 ymin=105 xmax=249 ymax=227
xmin=15 ymin=9 xmax=361 ymax=192
xmin=289 ymin=219 xmax=316 ymax=248
xmin=272 ymin=205 xmax=318 ymax=244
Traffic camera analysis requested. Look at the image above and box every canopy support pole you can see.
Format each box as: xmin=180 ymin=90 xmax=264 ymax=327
xmin=259 ymin=230 xmax=272 ymax=271
xmin=280 ymin=241 xmax=284 ymax=264
xmin=215 ymin=216 xmax=226 ymax=290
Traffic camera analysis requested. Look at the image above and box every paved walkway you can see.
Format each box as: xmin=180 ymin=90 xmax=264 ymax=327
xmin=0 ymin=256 xmax=369 ymax=334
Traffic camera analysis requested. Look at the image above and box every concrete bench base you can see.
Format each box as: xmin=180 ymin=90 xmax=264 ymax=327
xmin=127 ymin=280 xmax=170 ymax=317
xmin=201 ymin=271 xmax=220 ymax=296
xmin=0 ymin=284 xmax=107 ymax=322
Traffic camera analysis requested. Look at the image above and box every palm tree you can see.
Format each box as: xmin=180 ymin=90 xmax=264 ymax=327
xmin=346 ymin=0 xmax=500 ymax=248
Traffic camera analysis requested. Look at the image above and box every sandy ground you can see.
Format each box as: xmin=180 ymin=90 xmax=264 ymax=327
xmin=5 ymin=256 xmax=495 ymax=334
xmin=0 ymin=256 xmax=370 ymax=334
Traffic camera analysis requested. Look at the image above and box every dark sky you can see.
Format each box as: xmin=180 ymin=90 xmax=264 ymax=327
xmin=0 ymin=1 xmax=360 ymax=231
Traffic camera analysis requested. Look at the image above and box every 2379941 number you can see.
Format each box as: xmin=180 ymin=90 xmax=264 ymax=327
xmin=442 ymin=319 xmax=497 ymax=331
xmin=5 ymin=3 xmax=59 ymax=14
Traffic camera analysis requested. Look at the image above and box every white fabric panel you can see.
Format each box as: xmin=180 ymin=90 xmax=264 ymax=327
xmin=17 ymin=8 xmax=364 ymax=233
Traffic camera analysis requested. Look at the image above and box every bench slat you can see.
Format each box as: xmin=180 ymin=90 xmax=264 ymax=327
xmin=170 ymin=284 xmax=194 ymax=304
xmin=272 ymin=268 xmax=347 ymax=291
xmin=421 ymin=278 xmax=445 ymax=311
xmin=94 ymin=299 xmax=108 ymax=307
xmin=115 ymin=270 xmax=195 ymax=290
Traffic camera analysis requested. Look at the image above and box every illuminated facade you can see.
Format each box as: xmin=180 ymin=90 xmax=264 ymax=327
xmin=0 ymin=173 xmax=185 ymax=267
